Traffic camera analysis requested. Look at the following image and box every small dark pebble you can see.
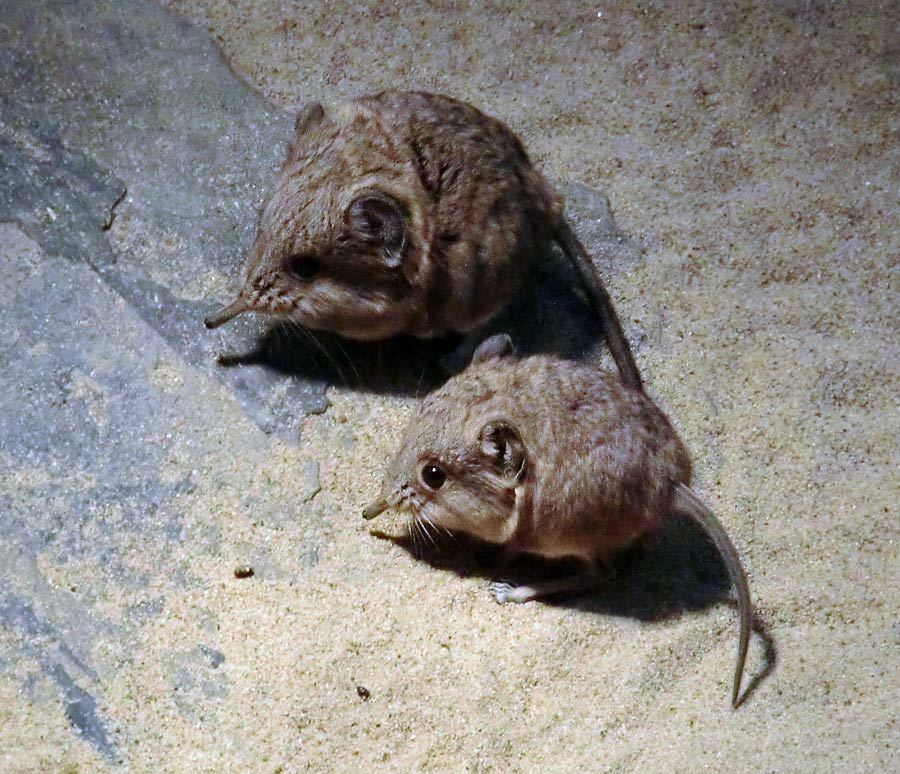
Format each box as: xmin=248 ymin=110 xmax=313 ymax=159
xmin=233 ymin=565 xmax=254 ymax=579
xmin=356 ymin=685 xmax=371 ymax=700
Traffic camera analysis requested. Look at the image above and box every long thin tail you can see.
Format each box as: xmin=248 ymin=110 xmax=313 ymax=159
xmin=554 ymin=219 xmax=643 ymax=391
xmin=673 ymin=482 xmax=752 ymax=708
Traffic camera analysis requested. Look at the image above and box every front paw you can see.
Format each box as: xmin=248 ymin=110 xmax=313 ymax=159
xmin=490 ymin=581 xmax=529 ymax=605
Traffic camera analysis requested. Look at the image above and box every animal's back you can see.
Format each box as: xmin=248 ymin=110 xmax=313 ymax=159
xmin=353 ymin=92 xmax=562 ymax=334
xmin=469 ymin=356 xmax=692 ymax=559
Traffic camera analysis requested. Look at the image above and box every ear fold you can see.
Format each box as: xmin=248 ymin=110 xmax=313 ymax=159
xmin=287 ymin=102 xmax=326 ymax=161
xmin=479 ymin=420 xmax=527 ymax=485
xmin=346 ymin=191 xmax=408 ymax=268
xmin=295 ymin=102 xmax=325 ymax=138
xmin=472 ymin=334 xmax=516 ymax=365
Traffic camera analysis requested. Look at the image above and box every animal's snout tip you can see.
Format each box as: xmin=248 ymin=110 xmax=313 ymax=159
xmin=204 ymin=297 xmax=249 ymax=329
xmin=363 ymin=498 xmax=388 ymax=521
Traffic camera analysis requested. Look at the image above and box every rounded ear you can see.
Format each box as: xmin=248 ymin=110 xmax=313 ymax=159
xmin=287 ymin=102 xmax=326 ymax=162
xmin=479 ymin=420 xmax=527 ymax=485
xmin=346 ymin=191 xmax=408 ymax=268
xmin=472 ymin=334 xmax=516 ymax=365
xmin=295 ymin=102 xmax=325 ymax=138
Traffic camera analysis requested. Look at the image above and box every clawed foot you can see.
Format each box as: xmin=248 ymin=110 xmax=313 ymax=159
xmin=490 ymin=581 xmax=534 ymax=605
xmin=489 ymin=569 xmax=609 ymax=604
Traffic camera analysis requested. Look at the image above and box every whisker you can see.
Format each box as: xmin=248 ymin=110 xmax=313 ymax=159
xmin=292 ymin=322 xmax=349 ymax=388
xmin=279 ymin=321 xmax=298 ymax=360
xmin=405 ymin=513 xmax=421 ymax=557
xmin=414 ymin=363 xmax=427 ymax=400
xmin=282 ymin=321 xmax=325 ymax=378
xmin=423 ymin=513 xmax=453 ymax=540
xmin=329 ymin=335 xmax=362 ymax=386
xmin=425 ymin=514 xmax=454 ymax=546
xmin=271 ymin=319 xmax=285 ymax=350
xmin=416 ymin=516 xmax=438 ymax=550
xmin=416 ymin=523 xmax=435 ymax=553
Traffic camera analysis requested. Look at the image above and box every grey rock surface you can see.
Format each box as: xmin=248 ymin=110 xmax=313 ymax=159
xmin=0 ymin=0 xmax=331 ymax=763
xmin=0 ymin=224 xmax=319 ymax=763
xmin=1 ymin=0 xmax=328 ymax=438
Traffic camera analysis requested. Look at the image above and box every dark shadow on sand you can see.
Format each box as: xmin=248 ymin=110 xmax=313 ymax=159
xmin=209 ymin=247 xmax=607 ymax=396
xmin=370 ymin=514 xmax=776 ymax=708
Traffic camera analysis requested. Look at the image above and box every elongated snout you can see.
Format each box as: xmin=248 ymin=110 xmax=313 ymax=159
xmin=362 ymin=497 xmax=389 ymax=520
xmin=204 ymin=297 xmax=251 ymax=329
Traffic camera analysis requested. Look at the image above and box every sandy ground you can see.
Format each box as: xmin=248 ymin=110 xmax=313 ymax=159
xmin=4 ymin=0 xmax=897 ymax=770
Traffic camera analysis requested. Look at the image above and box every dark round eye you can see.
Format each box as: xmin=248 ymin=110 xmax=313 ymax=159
xmin=420 ymin=464 xmax=446 ymax=490
xmin=287 ymin=255 xmax=320 ymax=280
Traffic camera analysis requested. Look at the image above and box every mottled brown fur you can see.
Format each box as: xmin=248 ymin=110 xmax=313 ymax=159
xmin=206 ymin=92 xmax=642 ymax=389
xmin=370 ymin=338 xmax=690 ymax=561
xmin=365 ymin=335 xmax=752 ymax=707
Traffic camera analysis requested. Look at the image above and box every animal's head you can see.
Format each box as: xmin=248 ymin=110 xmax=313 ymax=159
xmin=364 ymin=335 xmax=528 ymax=545
xmin=205 ymin=102 xmax=428 ymax=340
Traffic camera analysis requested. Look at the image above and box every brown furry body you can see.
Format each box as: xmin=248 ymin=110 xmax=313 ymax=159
xmin=365 ymin=335 xmax=752 ymax=707
xmin=206 ymin=92 xmax=642 ymax=389
xmin=373 ymin=344 xmax=689 ymax=561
